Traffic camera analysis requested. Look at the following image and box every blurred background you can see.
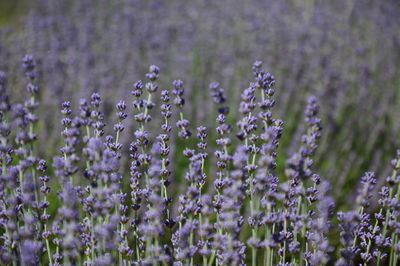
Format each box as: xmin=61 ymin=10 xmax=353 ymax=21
xmin=1 ymin=0 xmax=400 ymax=208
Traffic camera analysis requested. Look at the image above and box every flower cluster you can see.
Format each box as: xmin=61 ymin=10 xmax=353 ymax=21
xmin=1 ymin=57 xmax=400 ymax=266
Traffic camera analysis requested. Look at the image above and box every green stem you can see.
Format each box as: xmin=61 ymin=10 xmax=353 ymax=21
xmin=352 ymin=207 xmax=364 ymax=249
xmin=282 ymin=218 xmax=287 ymax=264
xmin=208 ymin=250 xmax=216 ymax=266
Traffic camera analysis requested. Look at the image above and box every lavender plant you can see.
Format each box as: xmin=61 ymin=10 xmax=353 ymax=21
xmin=1 ymin=55 xmax=400 ymax=266
xmin=1 ymin=0 xmax=400 ymax=206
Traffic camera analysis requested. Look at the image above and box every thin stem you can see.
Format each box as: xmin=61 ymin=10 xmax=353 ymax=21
xmin=282 ymin=218 xmax=287 ymax=264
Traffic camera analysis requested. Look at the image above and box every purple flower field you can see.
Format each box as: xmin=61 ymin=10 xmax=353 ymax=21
xmin=1 ymin=0 xmax=400 ymax=265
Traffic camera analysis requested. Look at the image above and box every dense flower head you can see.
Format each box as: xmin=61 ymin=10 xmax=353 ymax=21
xmin=132 ymin=80 xmax=144 ymax=97
xmin=209 ymin=81 xmax=227 ymax=104
xmin=145 ymin=65 xmax=160 ymax=93
xmin=90 ymin=92 xmax=102 ymax=108
xmin=22 ymin=54 xmax=37 ymax=80
xmin=146 ymin=65 xmax=160 ymax=81
xmin=356 ymin=171 xmax=377 ymax=208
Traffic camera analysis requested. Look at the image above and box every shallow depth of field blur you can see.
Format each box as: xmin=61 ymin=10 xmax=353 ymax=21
xmin=1 ymin=0 xmax=400 ymax=264
xmin=2 ymin=0 xmax=399 ymax=206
